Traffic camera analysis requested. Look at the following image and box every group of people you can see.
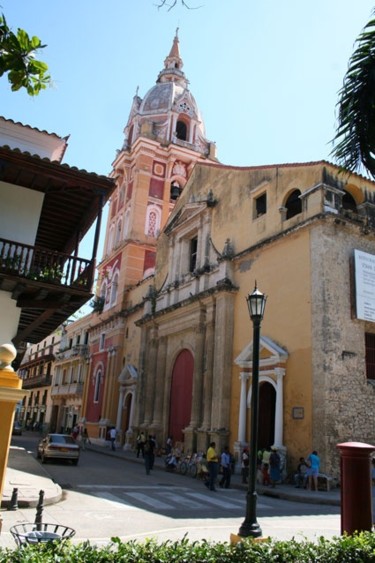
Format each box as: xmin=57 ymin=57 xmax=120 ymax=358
xmin=293 ymin=450 xmax=321 ymax=491
xmin=259 ymin=446 xmax=282 ymax=488
xmin=204 ymin=442 xmax=235 ymax=491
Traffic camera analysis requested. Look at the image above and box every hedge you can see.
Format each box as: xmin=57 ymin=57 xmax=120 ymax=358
xmin=0 ymin=532 xmax=374 ymax=562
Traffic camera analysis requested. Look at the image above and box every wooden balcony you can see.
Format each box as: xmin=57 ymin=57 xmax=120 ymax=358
xmin=22 ymin=373 xmax=52 ymax=389
xmin=0 ymin=237 xmax=95 ymax=347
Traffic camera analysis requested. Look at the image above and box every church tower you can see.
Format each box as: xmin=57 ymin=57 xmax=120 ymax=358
xmin=84 ymin=32 xmax=217 ymax=442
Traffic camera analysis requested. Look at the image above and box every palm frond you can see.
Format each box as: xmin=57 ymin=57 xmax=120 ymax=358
xmin=331 ymin=10 xmax=375 ymax=178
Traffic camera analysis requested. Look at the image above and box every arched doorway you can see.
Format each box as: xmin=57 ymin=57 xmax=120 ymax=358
xmin=258 ymin=381 xmax=276 ymax=450
xmin=169 ymin=349 xmax=194 ymax=443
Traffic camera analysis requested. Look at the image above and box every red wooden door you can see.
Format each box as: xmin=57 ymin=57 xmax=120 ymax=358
xmin=169 ymin=349 xmax=194 ymax=443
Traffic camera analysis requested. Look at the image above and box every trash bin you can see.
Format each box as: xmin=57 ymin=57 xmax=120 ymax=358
xmin=10 ymin=522 xmax=75 ymax=546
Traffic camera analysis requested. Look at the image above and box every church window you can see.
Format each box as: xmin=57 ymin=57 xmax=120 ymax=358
xmin=94 ymin=368 xmax=102 ymax=403
xmin=254 ymin=193 xmax=267 ymax=218
xmin=176 ymin=120 xmax=188 ymax=141
xmin=365 ymin=333 xmax=375 ymax=380
xmin=128 ymin=125 xmax=134 ymax=147
xmin=285 ymin=189 xmax=302 ymax=219
xmin=107 ymin=225 xmax=114 ymax=254
xmin=123 ymin=209 xmax=130 ymax=238
xmin=115 ymin=219 xmax=122 ymax=247
xmin=99 ymin=333 xmax=105 ymax=351
xmin=189 ymin=236 xmax=198 ymax=272
xmin=145 ymin=205 xmax=161 ymax=238
xmin=110 ymin=271 xmax=119 ymax=306
xmin=342 ymin=190 xmax=357 ymax=212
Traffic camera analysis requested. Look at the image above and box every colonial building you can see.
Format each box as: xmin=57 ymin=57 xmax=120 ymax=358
xmin=51 ymin=315 xmax=91 ymax=434
xmin=133 ymin=160 xmax=375 ymax=475
xmin=84 ymin=31 xmax=217 ymax=445
xmin=18 ymin=329 xmax=61 ymax=431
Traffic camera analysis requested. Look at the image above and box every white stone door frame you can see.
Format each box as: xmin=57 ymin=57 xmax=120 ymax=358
xmin=234 ymin=336 xmax=288 ymax=452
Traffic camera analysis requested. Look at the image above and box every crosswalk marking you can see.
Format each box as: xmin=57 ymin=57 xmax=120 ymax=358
xmin=162 ymin=491 xmax=202 ymax=509
xmin=186 ymin=491 xmax=241 ymax=509
xmin=81 ymin=487 xmax=269 ymax=512
xmin=93 ymin=491 xmax=137 ymax=509
xmin=125 ymin=492 xmax=172 ymax=509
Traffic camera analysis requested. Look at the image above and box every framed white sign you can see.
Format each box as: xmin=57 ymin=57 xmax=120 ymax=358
xmin=354 ymin=249 xmax=375 ymax=322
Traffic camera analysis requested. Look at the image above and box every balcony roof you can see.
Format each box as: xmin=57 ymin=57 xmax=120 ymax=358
xmin=0 ymin=145 xmax=114 ymax=254
xmin=0 ymin=145 xmax=115 ymax=363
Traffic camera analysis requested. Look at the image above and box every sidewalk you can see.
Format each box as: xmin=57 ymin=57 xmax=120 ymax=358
xmin=1 ymin=441 xmax=341 ymax=509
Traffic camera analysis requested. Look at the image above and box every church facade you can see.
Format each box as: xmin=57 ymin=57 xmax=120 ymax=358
xmin=83 ymin=32 xmax=217 ymax=444
xmin=133 ymin=161 xmax=375 ymax=475
xmin=67 ymin=33 xmax=375 ymax=477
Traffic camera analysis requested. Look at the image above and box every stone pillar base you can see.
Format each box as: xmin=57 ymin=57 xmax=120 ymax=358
xmin=182 ymin=427 xmax=196 ymax=453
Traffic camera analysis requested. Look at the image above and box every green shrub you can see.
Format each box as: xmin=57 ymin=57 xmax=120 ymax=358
xmin=0 ymin=532 xmax=374 ymax=563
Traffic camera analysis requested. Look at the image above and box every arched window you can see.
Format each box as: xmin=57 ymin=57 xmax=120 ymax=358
xmin=176 ymin=120 xmax=188 ymax=141
xmin=342 ymin=191 xmax=357 ymax=212
xmin=107 ymin=225 xmax=114 ymax=254
xmin=145 ymin=205 xmax=161 ymax=238
xmin=285 ymin=189 xmax=302 ymax=219
xmin=94 ymin=368 xmax=102 ymax=403
xmin=123 ymin=209 xmax=130 ymax=238
xmin=115 ymin=218 xmax=122 ymax=247
xmin=100 ymin=280 xmax=108 ymax=306
xmin=110 ymin=271 xmax=119 ymax=306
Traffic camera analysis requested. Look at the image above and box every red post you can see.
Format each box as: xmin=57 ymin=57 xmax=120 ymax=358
xmin=337 ymin=441 xmax=375 ymax=535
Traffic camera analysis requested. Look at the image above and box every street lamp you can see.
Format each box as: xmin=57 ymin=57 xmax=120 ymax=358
xmin=238 ymin=283 xmax=267 ymax=538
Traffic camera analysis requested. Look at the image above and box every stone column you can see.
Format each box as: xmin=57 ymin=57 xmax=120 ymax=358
xmin=116 ymin=385 xmax=125 ymax=431
xmin=200 ymin=307 xmax=215 ymax=431
xmin=189 ymin=309 xmax=206 ymax=428
xmin=211 ymin=293 xmax=234 ymax=432
xmin=143 ymin=325 xmax=158 ymax=427
xmin=238 ymin=371 xmax=250 ymax=443
xmin=274 ymin=367 xmax=285 ymax=448
xmin=151 ymin=336 xmax=167 ymax=428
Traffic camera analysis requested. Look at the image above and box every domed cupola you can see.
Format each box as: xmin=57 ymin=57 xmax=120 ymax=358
xmin=122 ymin=30 xmax=213 ymax=158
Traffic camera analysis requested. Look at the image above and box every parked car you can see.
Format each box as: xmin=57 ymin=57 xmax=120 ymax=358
xmin=37 ymin=433 xmax=80 ymax=465
xmin=12 ymin=421 xmax=22 ymax=436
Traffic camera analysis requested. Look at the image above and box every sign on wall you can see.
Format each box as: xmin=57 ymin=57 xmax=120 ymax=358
xmin=354 ymin=249 xmax=375 ymax=322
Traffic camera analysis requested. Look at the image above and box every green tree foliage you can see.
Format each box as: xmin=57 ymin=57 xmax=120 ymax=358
xmin=0 ymin=13 xmax=50 ymax=95
xmin=332 ymin=11 xmax=375 ymax=178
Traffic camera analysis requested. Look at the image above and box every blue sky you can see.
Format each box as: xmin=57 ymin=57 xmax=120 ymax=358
xmin=2 ymin=0 xmax=375 ymax=268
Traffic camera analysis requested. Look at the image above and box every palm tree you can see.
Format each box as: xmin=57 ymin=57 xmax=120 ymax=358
xmin=332 ymin=10 xmax=375 ymax=178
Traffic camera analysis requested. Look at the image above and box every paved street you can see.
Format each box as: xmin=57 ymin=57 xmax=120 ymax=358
xmin=0 ymin=433 xmax=345 ymax=549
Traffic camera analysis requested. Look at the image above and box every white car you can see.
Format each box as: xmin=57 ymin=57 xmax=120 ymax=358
xmin=37 ymin=433 xmax=80 ymax=465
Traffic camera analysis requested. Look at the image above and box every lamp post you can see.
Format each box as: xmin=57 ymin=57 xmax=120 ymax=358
xmin=238 ymin=283 xmax=267 ymax=538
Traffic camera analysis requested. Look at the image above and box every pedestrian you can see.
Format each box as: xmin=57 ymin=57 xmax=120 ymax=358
xmin=81 ymin=428 xmax=90 ymax=451
xmin=149 ymin=435 xmax=156 ymax=469
xmin=241 ymin=447 xmax=249 ymax=484
xmin=269 ymin=446 xmax=281 ymax=488
xmin=306 ymin=450 xmax=320 ymax=491
xmin=136 ymin=431 xmax=146 ymax=458
xmin=109 ymin=427 xmax=117 ymax=451
xmin=144 ymin=436 xmax=155 ymax=475
xmin=166 ymin=436 xmax=173 ymax=455
xmin=219 ymin=446 xmax=232 ymax=489
xmin=294 ymin=457 xmax=309 ymax=488
xmin=261 ymin=446 xmax=271 ymax=486
xmin=72 ymin=425 xmax=79 ymax=440
xmin=205 ymin=441 xmax=219 ymax=491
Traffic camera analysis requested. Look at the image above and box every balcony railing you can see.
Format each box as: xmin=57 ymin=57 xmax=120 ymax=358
xmin=56 ymin=344 xmax=89 ymax=360
xmin=21 ymin=373 xmax=52 ymax=389
xmin=51 ymin=382 xmax=84 ymax=397
xmin=0 ymin=237 xmax=93 ymax=289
